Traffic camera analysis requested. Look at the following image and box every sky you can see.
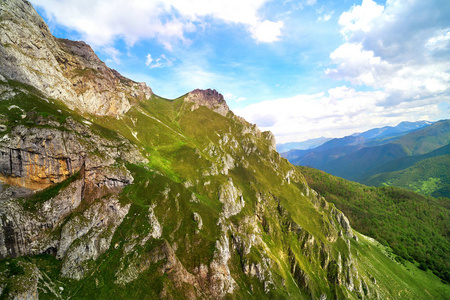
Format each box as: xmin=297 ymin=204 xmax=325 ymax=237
xmin=30 ymin=0 xmax=450 ymax=144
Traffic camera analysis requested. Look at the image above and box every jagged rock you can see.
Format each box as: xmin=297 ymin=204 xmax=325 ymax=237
xmin=332 ymin=207 xmax=352 ymax=236
xmin=0 ymin=118 xmax=142 ymax=192
xmin=193 ymin=212 xmax=203 ymax=232
xmin=184 ymin=89 xmax=230 ymax=116
xmin=0 ymin=0 xmax=152 ymax=116
xmin=208 ymin=222 xmax=237 ymax=298
xmin=60 ymin=196 xmax=130 ymax=279
xmin=218 ymin=178 xmax=244 ymax=219
xmin=262 ymin=131 xmax=277 ymax=152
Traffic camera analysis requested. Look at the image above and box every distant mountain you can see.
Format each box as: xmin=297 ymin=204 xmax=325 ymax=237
xmin=284 ymin=120 xmax=450 ymax=196
xmin=320 ymin=120 xmax=449 ymax=181
xmin=282 ymin=120 xmax=434 ymax=165
xmin=276 ymin=136 xmax=331 ymax=152
xmin=355 ymin=120 xmax=433 ymax=140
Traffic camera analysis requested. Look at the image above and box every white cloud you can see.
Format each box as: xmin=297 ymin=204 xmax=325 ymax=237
xmin=145 ymin=54 xmax=174 ymax=69
xmin=31 ymin=0 xmax=283 ymax=49
xmin=251 ymin=20 xmax=284 ymax=43
xmin=101 ymin=46 xmax=122 ymax=65
xmin=426 ymin=28 xmax=450 ymax=51
xmin=327 ymin=0 xmax=450 ymax=107
xmin=235 ymin=86 xmax=442 ymax=143
xmin=317 ymin=12 xmax=333 ymax=22
xmin=339 ymin=0 xmax=384 ymax=39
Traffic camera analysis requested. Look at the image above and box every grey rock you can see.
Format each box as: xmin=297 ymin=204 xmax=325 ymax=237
xmin=0 ymin=0 xmax=152 ymax=117
xmin=184 ymin=89 xmax=230 ymax=117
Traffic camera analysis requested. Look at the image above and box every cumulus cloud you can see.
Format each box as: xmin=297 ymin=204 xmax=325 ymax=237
xmin=235 ymin=86 xmax=442 ymax=143
xmin=339 ymin=0 xmax=384 ymax=38
xmin=240 ymin=1 xmax=449 ymax=143
xmin=145 ymin=54 xmax=174 ymax=69
xmin=31 ymin=0 xmax=283 ymax=49
xmin=250 ymin=20 xmax=284 ymax=43
xmin=327 ymin=0 xmax=450 ymax=105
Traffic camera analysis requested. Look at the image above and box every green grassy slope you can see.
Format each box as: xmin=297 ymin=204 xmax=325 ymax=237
xmin=299 ymin=165 xmax=450 ymax=284
xmin=1 ymin=80 xmax=450 ymax=299
xmin=365 ymin=154 xmax=450 ymax=197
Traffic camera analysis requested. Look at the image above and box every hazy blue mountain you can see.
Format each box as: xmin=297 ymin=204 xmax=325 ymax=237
xmin=285 ymin=120 xmax=449 ymax=190
xmin=281 ymin=120 xmax=434 ymax=164
xmin=355 ymin=121 xmax=433 ymax=140
xmin=276 ymin=137 xmax=331 ymax=152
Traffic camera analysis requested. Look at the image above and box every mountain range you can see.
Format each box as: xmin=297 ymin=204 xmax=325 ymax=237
xmin=0 ymin=1 xmax=448 ymax=299
xmin=276 ymin=137 xmax=332 ymax=153
xmin=282 ymin=120 xmax=450 ymax=197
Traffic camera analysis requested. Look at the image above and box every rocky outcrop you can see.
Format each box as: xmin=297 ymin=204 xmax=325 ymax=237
xmin=0 ymin=0 xmax=152 ymax=116
xmin=0 ymin=114 xmax=142 ymax=192
xmin=0 ymin=108 xmax=142 ymax=282
xmin=60 ymin=196 xmax=130 ymax=279
xmin=218 ymin=178 xmax=244 ymax=219
xmin=184 ymin=89 xmax=230 ymax=117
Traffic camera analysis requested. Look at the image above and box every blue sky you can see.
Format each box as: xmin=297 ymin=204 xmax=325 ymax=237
xmin=31 ymin=0 xmax=450 ymax=143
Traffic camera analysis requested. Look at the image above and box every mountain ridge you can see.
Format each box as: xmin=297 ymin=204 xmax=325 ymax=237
xmin=283 ymin=119 xmax=449 ymax=195
xmin=0 ymin=0 xmax=152 ymax=116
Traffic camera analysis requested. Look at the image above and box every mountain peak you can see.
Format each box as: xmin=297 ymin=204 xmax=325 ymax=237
xmin=184 ymin=88 xmax=230 ymax=116
xmin=0 ymin=0 xmax=152 ymax=117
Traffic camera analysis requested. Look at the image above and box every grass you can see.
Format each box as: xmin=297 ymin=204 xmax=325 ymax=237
xmin=299 ymin=165 xmax=450 ymax=283
xmin=366 ymin=154 xmax=450 ymax=197
xmin=1 ymin=80 xmax=449 ymax=299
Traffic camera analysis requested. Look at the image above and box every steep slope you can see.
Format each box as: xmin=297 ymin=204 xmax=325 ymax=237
xmin=0 ymin=0 xmax=152 ymax=116
xmin=299 ymin=166 xmax=450 ymax=283
xmin=365 ymin=154 xmax=450 ymax=197
xmin=0 ymin=1 xmax=449 ymax=299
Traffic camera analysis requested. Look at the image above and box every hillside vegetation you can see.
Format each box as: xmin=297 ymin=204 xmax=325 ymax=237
xmin=299 ymin=166 xmax=450 ymax=283
xmin=365 ymin=154 xmax=450 ymax=197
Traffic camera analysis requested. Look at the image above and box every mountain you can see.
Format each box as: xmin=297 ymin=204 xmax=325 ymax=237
xmin=0 ymin=1 xmax=449 ymax=299
xmin=284 ymin=120 xmax=449 ymax=196
xmin=276 ymin=137 xmax=331 ymax=153
xmin=364 ymin=153 xmax=450 ymax=198
xmin=282 ymin=120 xmax=435 ymax=165
xmin=321 ymin=120 xmax=450 ymax=181
xmin=354 ymin=121 xmax=433 ymax=140
xmin=299 ymin=166 xmax=450 ymax=283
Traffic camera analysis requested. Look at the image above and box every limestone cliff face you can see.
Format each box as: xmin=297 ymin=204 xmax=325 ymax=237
xmin=0 ymin=99 xmax=146 ymax=282
xmin=0 ymin=116 xmax=141 ymax=192
xmin=184 ymin=89 xmax=230 ymax=117
xmin=0 ymin=0 xmax=152 ymax=116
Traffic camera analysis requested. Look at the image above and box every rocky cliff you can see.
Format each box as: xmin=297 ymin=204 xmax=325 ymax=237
xmin=0 ymin=0 xmax=152 ymax=116
xmin=184 ymin=89 xmax=230 ymax=117
xmin=0 ymin=1 xmax=448 ymax=300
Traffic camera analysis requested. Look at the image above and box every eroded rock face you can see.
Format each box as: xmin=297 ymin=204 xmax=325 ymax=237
xmin=184 ymin=89 xmax=230 ymax=117
xmin=60 ymin=196 xmax=130 ymax=279
xmin=0 ymin=112 xmax=143 ymax=283
xmin=0 ymin=0 xmax=152 ymax=116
